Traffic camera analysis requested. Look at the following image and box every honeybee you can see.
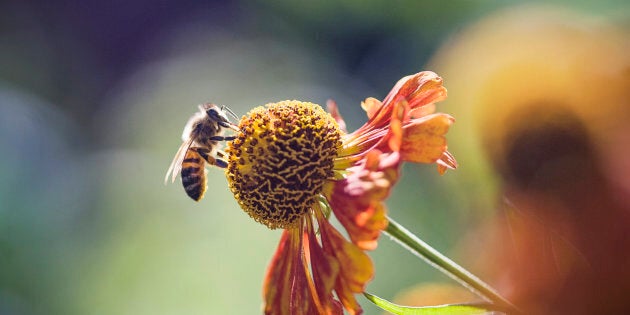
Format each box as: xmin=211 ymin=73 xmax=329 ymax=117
xmin=165 ymin=103 xmax=239 ymax=201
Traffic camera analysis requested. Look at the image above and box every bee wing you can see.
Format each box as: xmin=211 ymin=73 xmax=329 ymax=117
xmin=164 ymin=137 xmax=195 ymax=184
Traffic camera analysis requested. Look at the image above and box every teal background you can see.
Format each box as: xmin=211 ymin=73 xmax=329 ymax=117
xmin=1 ymin=1 xmax=627 ymax=314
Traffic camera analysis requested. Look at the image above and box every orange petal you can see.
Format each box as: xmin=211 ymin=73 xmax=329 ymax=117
xmin=328 ymin=151 xmax=399 ymax=250
xmin=386 ymin=100 xmax=406 ymax=153
xmin=263 ymin=231 xmax=293 ymax=314
xmin=360 ymin=97 xmax=383 ymax=119
xmin=352 ymin=203 xmax=389 ymax=250
xmin=400 ymin=113 xmax=455 ymax=164
xmin=409 ymin=103 xmax=436 ymax=118
xmin=306 ymin=225 xmax=343 ymax=315
xmin=327 ymin=99 xmax=347 ymax=133
xmin=370 ymin=99 xmax=409 ymax=155
xmin=320 ymin=219 xmax=374 ymax=315
xmin=382 ymin=71 xmax=447 ymax=111
xmin=263 ymin=229 xmax=318 ymax=315
xmin=352 ymin=71 xmax=447 ymax=139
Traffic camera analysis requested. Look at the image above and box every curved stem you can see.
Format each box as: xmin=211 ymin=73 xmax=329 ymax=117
xmin=384 ymin=216 xmax=520 ymax=314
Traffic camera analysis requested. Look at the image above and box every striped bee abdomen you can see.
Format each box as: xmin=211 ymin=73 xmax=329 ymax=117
xmin=181 ymin=149 xmax=207 ymax=201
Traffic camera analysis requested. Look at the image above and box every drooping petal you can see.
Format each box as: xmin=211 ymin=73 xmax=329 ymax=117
xmin=263 ymin=229 xmax=318 ymax=315
xmin=399 ymin=113 xmax=455 ymax=165
xmin=326 ymin=99 xmax=347 ymax=133
xmin=305 ymin=222 xmax=343 ymax=315
xmin=327 ymin=150 xmax=400 ymax=250
xmin=319 ymin=218 xmax=374 ymax=315
xmin=263 ymin=231 xmax=292 ymax=314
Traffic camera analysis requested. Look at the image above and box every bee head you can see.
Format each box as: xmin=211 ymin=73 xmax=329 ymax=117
xmin=206 ymin=107 xmax=224 ymax=122
xmin=200 ymin=103 xmax=239 ymax=131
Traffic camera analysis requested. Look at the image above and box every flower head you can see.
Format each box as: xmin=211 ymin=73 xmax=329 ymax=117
xmin=226 ymin=102 xmax=340 ymax=230
xmin=226 ymin=71 xmax=456 ymax=314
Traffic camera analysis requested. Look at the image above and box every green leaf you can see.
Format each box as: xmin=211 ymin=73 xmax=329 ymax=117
xmin=364 ymin=292 xmax=491 ymax=315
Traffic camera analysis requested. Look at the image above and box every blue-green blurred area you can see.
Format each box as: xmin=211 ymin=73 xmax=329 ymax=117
xmin=1 ymin=1 xmax=628 ymax=314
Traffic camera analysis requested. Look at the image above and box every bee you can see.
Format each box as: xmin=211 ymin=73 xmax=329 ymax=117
xmin=165 ymin=103 xmax=239 ymax=201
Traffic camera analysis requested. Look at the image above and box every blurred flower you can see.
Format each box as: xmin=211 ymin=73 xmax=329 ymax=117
xmin=430 ymin=5 xmax=630 ymax=314
xmin=225 ymin=71 xmax=456 ymax=314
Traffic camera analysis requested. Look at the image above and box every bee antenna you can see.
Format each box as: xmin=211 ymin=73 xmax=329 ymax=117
xmin=221 ymin=105 xmax=239 ymax=121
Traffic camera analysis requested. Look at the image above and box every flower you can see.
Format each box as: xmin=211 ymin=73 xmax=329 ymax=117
xmin=225 ymin=71 xmax=456 ymax=315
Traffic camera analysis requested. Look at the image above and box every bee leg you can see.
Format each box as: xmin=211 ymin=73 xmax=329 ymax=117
xmin=213 ymin=150 xmax=229 ymax=168
xmin=217 ymin=120 xmax=240 ymax=132
xmin=193 ymin=147 xmax=228 ymax=169
xmin=214 ymin=158 xmax=228 ymax=168
xmin=209 ymin=135 xmax=236 ymax=141
xmin=192 ymin=147 xmax=213 ymax=163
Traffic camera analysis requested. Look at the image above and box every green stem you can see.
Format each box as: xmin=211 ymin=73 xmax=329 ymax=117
xmin=384 ymin=216 xmax=519 ymax=314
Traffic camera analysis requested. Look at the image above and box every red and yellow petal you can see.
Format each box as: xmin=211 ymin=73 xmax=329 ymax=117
xmin=399 ymin=114 xmax=455 ymax=165
xmin=320 ymin=218 xmax=374 ymax=315
xmin=264 ymin=214 xmax=377 ymax=315
xmin=263 ymin=229 xmax=318 ymax=315
xmin=326 ymin=150 xmax=400 ymax=250
xmin=360 ymin=97 xmax=383 ymax=120
xmin=377 ymin=100 xmax=406 ymax=155
xmin=326 ymin=99 xmax=347 ymax=134
xmin=305 ymin=223 xmax=343 ymax=315
xmin=409 ymin=103 xmax=436 ymax=119
xmin=382 ymin=71 xmax=447 ymax=111
xmin=342 ymin=72 xmax=448 ymax=160
xmin=262 ymin=230 xmax=292 ymax=314
xmin=357 ymin=71 xmax=446 ymax=133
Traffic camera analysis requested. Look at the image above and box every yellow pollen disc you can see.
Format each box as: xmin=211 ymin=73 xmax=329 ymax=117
xmin=226 ymin=100 xmax=342 ymax=229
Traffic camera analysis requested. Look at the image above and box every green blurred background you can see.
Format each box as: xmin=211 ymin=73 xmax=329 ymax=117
xmin=1 ymin=1 xmax=628 ymax=314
